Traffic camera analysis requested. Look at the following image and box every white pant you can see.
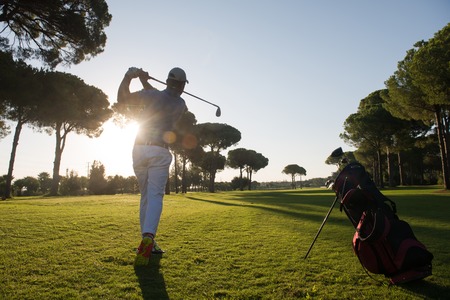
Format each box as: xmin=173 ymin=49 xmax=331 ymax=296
xmin=132 ymin=145 xmax=172 ymax=236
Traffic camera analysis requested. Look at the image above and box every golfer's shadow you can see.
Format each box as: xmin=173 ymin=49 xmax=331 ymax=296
xmin=134 ymin=255 xmax=169 ymax=300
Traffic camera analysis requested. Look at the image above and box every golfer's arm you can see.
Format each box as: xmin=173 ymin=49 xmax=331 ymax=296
xmin=139 ymin=76 xmax=154 ymax=90
xmin=117 ymin=76 xmax=142 ymax=105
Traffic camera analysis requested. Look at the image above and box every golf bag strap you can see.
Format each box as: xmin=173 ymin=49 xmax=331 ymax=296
xmin=338 ymin=177 xmax=349 ymax=211
xmin=386 ymin=198 xmax=397 ymax=214
xmin=357 ymin=209 xmax=389 ymax=242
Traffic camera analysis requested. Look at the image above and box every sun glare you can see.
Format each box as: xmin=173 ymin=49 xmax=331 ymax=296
xmin=92 ymin=120 xmax=140 ymax=176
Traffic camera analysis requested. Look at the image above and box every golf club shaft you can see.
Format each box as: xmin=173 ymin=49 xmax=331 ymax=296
xmin=304 ymin=196 xmax=339 ymax=259
xmin=149 ymin=76 xmax=220 ymax=109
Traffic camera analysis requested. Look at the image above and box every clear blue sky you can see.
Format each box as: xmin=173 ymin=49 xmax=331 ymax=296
xmin=1 ymin=1 xmax=449 ymax=183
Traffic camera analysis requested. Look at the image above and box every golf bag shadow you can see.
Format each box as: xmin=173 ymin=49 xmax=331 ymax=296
xmin=333 ymin=162 xmax=433 ymax=284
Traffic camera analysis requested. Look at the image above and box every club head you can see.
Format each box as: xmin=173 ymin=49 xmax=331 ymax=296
xmin=330 ymin=147 xmax=344 ymax=158
xmin=215 ymin=107 xmax=221 ymax=117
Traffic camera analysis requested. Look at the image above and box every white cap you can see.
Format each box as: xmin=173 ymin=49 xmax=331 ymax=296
xmin=168 ymin=67 xmax=189 ymax=83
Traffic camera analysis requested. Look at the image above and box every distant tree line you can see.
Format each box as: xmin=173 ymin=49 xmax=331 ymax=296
xmin=0 ymin=169 xmax=139 ymax=197
xmin=336 ymin=23 xmax=450 ymax=189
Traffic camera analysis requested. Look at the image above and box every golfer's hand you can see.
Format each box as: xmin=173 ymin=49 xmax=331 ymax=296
xmin=139 ymin=70 xmax=151 ymax=81
xmin=125 ymin=67 xmax=143 ymax=79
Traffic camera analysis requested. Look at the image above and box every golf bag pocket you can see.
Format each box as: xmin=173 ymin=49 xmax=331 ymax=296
xmin=353 ymin=214 xmax=434 ymax=279
xmin=353 ymin=233 xmax=397 ymax=275
xmin=353 ymin=211 xmax=396 ymax=274
xmin=386 ymin=219 xmax=434 ymax=271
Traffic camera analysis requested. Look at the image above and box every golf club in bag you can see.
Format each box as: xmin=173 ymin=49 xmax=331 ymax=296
xmin=305 ymin=148 xmax=434 ymax=285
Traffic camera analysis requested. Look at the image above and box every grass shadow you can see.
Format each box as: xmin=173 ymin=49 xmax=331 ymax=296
xmin=184 ymin=194 xmax=346 ymax=227
xmin=399 ymin=278 xmax=450 ymax=299
xmin=186 ymin=190 xmax=347 ymax=225
xmin=134 ymin=255 xmax=168 ymax=300
xmin=186 ymin=190 xmax=450 ymax=242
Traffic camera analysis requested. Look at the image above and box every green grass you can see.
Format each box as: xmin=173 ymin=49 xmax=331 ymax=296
xmin=1 ymin=188 xmax=449 ymax=299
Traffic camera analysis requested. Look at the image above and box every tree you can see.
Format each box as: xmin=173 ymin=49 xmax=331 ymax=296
xmin=227 ymin=148 xmax=251 ymax=191
xmin=170 ymin=111 xmax=203 ymax=193
xmin=35 ymin=71 xmax=112 ymax=195
xmin=0 ymin=175 xmax=9 ymax=199
xmin=196 ymin=123 xmax=241 ymax=192
xmin=59 ymin=170 xmax=82 ymax=195
xmin=37 ymin=172 xmax=52 ymax=194
xmin=0 ymin=97 xmax=8 ymax=139
xmin=245 ymin=151 xmax=268 ymax=190
xmin=13 ymin=176 xmax=39 ymax=196
xmin=124 ymin=176 xmax=139 ymax=194
xmin=105 ymin=175 xmax=127 ymax=195
xmin=198 ymin=151 xmax=226 ymax=192
xmin=230 ymin=176 xmax=250 ymax=190
xmin=340 ymin=90 xmax=402 ymax=187
xmin=185 ymin=165 xmax=204 ymax=192
xmin=88 ymin=160 xmax=107 ymax=195
xmin=228 ymin=148 xmax=269 ymax=191
xmin=282 ymin=164 xmax=306 ymax=189
xmin=0 ymin=51 xmax=42 ymax=198
xmin=385 ymin=24 xmax=450 ymax=188
xmin=0 ymin=0 xmax=112 ymax=68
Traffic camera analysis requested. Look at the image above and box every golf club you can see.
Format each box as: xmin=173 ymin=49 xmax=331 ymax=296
xmin=147 ymin=76 xmax=221 ymax=117
xmin=304 ymin=195 xmax=339 ymax=259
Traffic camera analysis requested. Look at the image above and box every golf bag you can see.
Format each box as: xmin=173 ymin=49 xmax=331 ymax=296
xmin=333 ymin=162 xmax=433 ymax=284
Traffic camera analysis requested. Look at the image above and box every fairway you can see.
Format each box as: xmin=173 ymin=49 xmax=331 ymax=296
xmin=1 ymin=188 xmax=449 ymax=299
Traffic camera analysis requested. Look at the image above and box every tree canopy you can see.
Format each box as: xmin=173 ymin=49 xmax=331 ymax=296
xmin=384 ymin=23 xmax=450 ymax=188
xmin=0 ymin=0 xmax=112 ymax=67
xmin=196 ymin=123 xmax=241 ymax=192
xmin=340 ymin=90 xmax=403 ymax=186
xmin=282 ymin=164 xmax=306 ymax=189
xmin=35 ymin=71 xmax=112 ymax=195
xmin=0 ymin=50 xmax=42 ymax=198
xmin=228 ymin=148 xmax=269 ymax=190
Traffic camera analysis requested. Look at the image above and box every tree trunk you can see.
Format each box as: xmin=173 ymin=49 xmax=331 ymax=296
xmin=377 ymin=149 xmax=384 ymax=188
xmin=209 ymin=171 xmax=216 ymax=192
xmin=443 ymin=112 xmax=450 ymax=186
xmin=165 ymin=180 xmax=170 ymax=195
xmin=50 ymin=123 xmax=68 ymax=196
xmin=3 ymin=118 xmax=24 ymax=199
xmin=291 ymin=174 xmax=296 ymax=189
xmin=174 ymin=153 xmax=179 ymax=194
xmin=435 ymin=107 xmax=450 ymax=189
xmin=181 ymin=156 xmax=187 ymax=193
xmin=398 ymin=152 xmax=404 ymax=186
xmin=372 ymin=161 xmax=376 ymax=183
xmin=50 ymin=129 xmax=63 ymax=196
xmin=387 ymin=147 xmax=395 ymax=187
xmin=239 ymin=167 xmax=244 ymax=191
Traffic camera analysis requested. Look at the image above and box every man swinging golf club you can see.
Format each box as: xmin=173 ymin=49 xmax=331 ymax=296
xmin=117 ymin=66 xmax=188 ymax=266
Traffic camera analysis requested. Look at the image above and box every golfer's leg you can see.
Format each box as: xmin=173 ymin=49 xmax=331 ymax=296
xmin=142 ymin=149 xmax=172 ymax=235
xmin=132 ymin=146 xmax=149 ymax=235
xmin=139 ymin=189 xmax=148 ymax=235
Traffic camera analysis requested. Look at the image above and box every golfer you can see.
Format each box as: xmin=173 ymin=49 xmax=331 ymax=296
xmin=117 ymin=67 xmax=188 ymax=266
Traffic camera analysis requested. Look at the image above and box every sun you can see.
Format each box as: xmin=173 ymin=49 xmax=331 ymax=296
xmin=91 ymin=120 xmax=140 ymax=176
